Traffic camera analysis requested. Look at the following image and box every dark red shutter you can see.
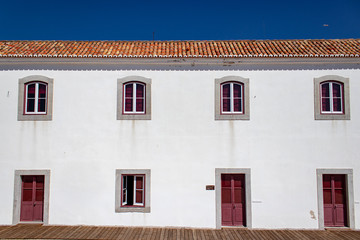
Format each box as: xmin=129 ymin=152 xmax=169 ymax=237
xmin=221 ymin=174 xmax=246 ymax=226
xmin=20 ymin=176 xmax=44 ymax=222
xmin=323 ymin=174 xmax=347 ymax=227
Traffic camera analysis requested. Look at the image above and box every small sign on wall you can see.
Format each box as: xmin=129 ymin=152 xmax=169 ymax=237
xmin=206 ymin=185 xmax=215 ymax=190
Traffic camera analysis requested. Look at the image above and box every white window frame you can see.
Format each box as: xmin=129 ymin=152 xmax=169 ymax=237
xmin=320 ymin=81 xmax=343 ymax=114
xmin=221 ymin=82 xmax=243 ymax=114
xmin=123 ymin=82 xmax=146 ymax=114
xmin=18 ymin=75 xmax=54 ymax=121
xmin=115 ymin=169 xmax=150 ymax=213
xmin=24 ymin=82 xmax=48 ymax=115
xmin=121 ymin=174 xmax=145 ymax=207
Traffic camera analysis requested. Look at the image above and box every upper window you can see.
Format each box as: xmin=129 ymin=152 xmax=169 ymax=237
xmin=320 ymin=82 xmax=343 ymax=114
xmin=115 ymin=169 xmax=151 ymax=213
xmin=25 ymin=82 xmax=48 ymax=114
xmin=123 ymin=82 xmax=145 ymax=114
xmin=215 ymin=76 xmax=250 ymax=120
xmin=221 ymin=82 xmax=244 ymax=114
xmin=18 ymin=75 xmax=54 ymax=121
xmin=314 ymin=75 xmax=350 ymax=120
xmin=117 ymin=76 xmax=151 ymax=120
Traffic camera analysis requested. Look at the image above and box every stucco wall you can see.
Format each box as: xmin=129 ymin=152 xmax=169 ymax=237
xmin=0 ymin=59 xmax=359 ymax=229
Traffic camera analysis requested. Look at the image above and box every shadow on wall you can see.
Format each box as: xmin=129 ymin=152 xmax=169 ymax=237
xmin=0 ymin=58 xmax=359 ymax=71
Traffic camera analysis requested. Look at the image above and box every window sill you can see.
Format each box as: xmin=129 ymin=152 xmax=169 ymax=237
xmin=315 ymin=113 xmax=350 ymax=120
xmin=18 ymin=114 xmax=52 ymax=121
xmin=115 ymin=206 xmax=150 ymax=213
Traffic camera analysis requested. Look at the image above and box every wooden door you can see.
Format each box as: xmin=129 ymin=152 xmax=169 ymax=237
xmin=20 ymin=175 xmax=44 ymax=222
xmin=323 ymin=174 xmax=348 ymax=227
xmin=221 ymin=174 xmax=246 ymax=226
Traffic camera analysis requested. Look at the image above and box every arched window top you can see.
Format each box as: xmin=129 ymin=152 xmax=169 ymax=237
xmin=123 ymin=82 xmax=146 ymax=114
xmin=221 ymin=82 xmax=244 ymax=114
xmin=314 ymin=75 xmax=350 ymax=120
xmin=117 ymin=76 xmax=152 ymax=120
xmin=18 ymin=75 xmax=54 ymax=121
xmin=215 ymin=76 xmax=250 ymax=120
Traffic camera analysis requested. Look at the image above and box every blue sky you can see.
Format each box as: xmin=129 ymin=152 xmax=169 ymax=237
xmin=1 ymin=0 xmax=359 ymax=41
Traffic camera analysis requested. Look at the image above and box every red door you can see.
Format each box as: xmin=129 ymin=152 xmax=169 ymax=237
xmin=20 ymin=175 xmax=44 ymax=222
xmin=221 ymin=174 xmax=246 ymax=226
xmin=323 ymin=174 xmax=348 ymax=227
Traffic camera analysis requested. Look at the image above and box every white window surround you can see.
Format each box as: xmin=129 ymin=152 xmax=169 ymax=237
xmin=12 ymin=170 xmax=50 ymax=225
xmin=215 ymin=168 xmax=252 ymax=229
xmin=117 ymin=76 xmax=151 ymax=120
xmin=215 ymin=76 xmax=250 ymax=120
xmin=18 ymin=75 xmax=54 ymax=121
xmin=115 ymin=169 xmax=151 ymax=213
xmin=314 ymin=75 xmax=350 ymax=120
xmin=316 ymin=169 xmax=354 ymax=229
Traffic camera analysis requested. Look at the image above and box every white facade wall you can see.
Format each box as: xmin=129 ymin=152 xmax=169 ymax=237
xmin=0 ymin=58 xmax=359 ymax=229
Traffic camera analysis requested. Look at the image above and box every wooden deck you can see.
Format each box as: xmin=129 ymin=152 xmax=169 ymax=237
xmin=0 ymin=225 xmax=360 ymax=240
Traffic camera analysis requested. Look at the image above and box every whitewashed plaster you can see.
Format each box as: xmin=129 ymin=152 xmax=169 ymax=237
xmin=0 ymin=58 xmax=359 ymax=229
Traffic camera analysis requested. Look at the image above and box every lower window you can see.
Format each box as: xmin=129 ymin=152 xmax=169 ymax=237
xmin=115 ymin=169 xmax=150 ymax=213
xmin=122 ymin=175 xmax=145 ymax=207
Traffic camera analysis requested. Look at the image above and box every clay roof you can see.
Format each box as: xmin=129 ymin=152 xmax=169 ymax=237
xmin=0 ymin=39 xmax=359 ymax=58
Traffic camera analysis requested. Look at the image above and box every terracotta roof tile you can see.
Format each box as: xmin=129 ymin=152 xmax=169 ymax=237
xmin=0 ymin=39 xmax=359 ymax=58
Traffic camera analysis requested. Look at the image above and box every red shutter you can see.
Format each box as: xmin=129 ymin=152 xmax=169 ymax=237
xmin=20 ymin=176 xmax=44 ymax=222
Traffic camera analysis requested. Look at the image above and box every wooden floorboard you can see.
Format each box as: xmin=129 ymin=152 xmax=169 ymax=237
xmin=1 ymin=225 xmax=360 ymax=239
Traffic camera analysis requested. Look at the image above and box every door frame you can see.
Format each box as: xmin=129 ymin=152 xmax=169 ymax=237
xmin=215 ymin=168 xmax=252 ymax=229
xmin=316 ymin=169 xmax=354 ymax=229
xmin=13 ymin=170 xmax=50 ymax=224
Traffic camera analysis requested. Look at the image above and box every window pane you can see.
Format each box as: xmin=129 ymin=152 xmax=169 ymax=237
xmin=323 ymin=189 xmax=332 ymax=204
xmin=233 ymin=84 xmax=242 ymax=98
xmin=125 ymin=99 xmax=133 ymax=111
xmin=27 ymin=99 xmax=35 ymax=112
xmin=136 ymin=99 xmax=144 ymax=112
xmin=27 ymin=84 xmax=36 ymax=98
xmin=333 ymin=98 xmax=342 ymax=112
xmin=125 ymin=84 xmax=133 ymax=98
xmin=38 ymin=99 xmax=46 ymax=112
xmin=135 ymin=190 xmax=143 ymax=204
xmin=136 ymin=84 xmax=144 ymax=98
xmin=38 ymin=84 xmax=47 ymax=98
xmin=321 ymin=83 xmax=330 ymax=97
xmin=322 ymin=98 xmax=330 ymax=112
xmin=332 ymin=83 xmax=341 ymax=98
xmin=222 ymin=84 xmax=230 ymax=98
xmin=233 ymin=98 xmax=242 ymax=112
xmin=222 ymin=99 xmax=230 ymax=112
xmin=221 ymin=189 xmax=231 ymax=203
xmin=23 ymin=189 xmax=33 ymax=201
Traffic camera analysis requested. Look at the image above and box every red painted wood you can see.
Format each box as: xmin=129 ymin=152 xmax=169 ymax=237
xmin=323 ymin=174 xmax=347 ymax=227
xmin=221 ymin=174 xmax=246 ymax=226
xmin=20 ymin=175 xmax=44 ymax=222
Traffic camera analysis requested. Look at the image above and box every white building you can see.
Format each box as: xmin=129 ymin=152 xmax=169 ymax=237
xmin=0 ymin=39 xmax=359 ymax=229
